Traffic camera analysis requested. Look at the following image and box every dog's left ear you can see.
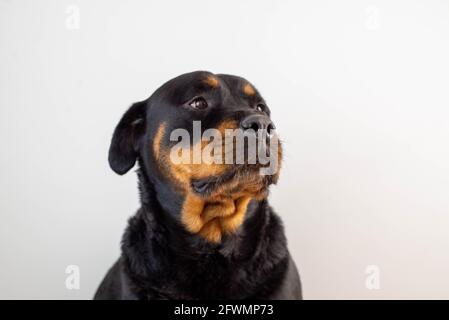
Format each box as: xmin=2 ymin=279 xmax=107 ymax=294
xmin=108 ymin=100 xmax=147 ymax=175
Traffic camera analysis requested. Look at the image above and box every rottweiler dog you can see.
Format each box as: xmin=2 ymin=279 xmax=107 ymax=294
xmin=94 ymin=71 xmax=302 ymax=300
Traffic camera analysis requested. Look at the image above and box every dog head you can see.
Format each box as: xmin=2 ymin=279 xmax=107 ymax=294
xmin=109 ymin=71 xmax=282 ymax=243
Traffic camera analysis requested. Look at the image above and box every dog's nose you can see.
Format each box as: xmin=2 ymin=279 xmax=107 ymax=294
xmin=240 ymin=114 xmax=276 ymax=133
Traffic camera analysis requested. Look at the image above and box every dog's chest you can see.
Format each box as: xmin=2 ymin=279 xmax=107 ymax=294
xmin=147 ymin=254 xmax=264 ymax=299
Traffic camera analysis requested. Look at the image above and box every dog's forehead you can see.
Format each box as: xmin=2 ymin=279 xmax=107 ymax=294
xmin=217 ymin=74 xmax=259 ymax=99
xmin=158 ymin=71 xmax=259 ymax=99
xmin=215 ymin=74 xmax=250 ymax=89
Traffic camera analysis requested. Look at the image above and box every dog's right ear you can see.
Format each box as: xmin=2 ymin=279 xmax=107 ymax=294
xmin=108 ymin=100 xmax=147 ymax=175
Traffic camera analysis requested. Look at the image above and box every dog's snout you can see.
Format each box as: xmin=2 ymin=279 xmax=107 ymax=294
xmin=240 ymin=114 xmax=275 ymax=133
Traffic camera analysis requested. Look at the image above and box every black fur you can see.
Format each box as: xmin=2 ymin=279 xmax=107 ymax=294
xmin=94 ymin=71 xmax=302 ymax=300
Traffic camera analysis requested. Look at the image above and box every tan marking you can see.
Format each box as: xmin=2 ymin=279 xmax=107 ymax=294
xmin=204 ymin=75 xmax=219 ymax=88
xmin=220 ymin=196 xmax=252 ymax=233
xmin=153 ymin=122 xmax=166 ymax=161
xmin=243 ymin=83 xmax=256 ymax=96
xmin=216 ymin=119 xmax=238 ymax=133
xmin=180 ymin=173 xmax=269 ymax=242
xmin=153 ymin=118 xmax=283 ymax=243
xmin=198 ymin=219 xmax=222 ymax=243
xmin=162 ymin=119 xmax=239 ymax=190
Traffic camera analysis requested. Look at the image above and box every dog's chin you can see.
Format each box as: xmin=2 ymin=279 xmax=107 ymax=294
xmin=191 ymin=164 xmax=277 ymax=198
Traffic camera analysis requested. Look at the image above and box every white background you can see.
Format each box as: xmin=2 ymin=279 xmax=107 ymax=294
xmin=1 ymin=0 xmax=449 ymax=299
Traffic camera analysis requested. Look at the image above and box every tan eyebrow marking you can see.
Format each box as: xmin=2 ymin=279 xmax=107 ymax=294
xmin=204 ymin=75 xmax=219 ymax=88
xmin=243 ymin=83 xmax=255 ymax=96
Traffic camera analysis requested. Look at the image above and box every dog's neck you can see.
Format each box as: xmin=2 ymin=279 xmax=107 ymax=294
xmin=135 ymin=166 xmax=261 ymax=251
xmin=121 ymin=167 xmax=288 ymax=299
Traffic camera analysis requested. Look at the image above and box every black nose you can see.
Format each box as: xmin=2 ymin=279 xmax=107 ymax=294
xmin=240 ymin=114 xmax=276 ymax=133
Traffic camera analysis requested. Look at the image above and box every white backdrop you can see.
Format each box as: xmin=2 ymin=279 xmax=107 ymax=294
xmin=1 ymin=0 xmax=449 ymax=299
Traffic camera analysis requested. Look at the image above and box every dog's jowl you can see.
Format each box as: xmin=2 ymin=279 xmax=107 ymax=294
xmin=94 ymin=71 xmax=302 ymax=300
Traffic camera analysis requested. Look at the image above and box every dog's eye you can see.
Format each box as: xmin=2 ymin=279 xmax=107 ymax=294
xmin=256 ymin=103 xmax=266 ymax=113
xmin=189 ymin=97 xmax=208 ymax=110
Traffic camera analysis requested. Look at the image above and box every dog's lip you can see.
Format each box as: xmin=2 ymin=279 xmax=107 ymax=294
xmin=191 ymin=174 xmax=224 ymax=195
xmin=190 ymin=165 xmax=269 ymax=196
xmin=191 ymin=179 xmax=211 ymax=194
